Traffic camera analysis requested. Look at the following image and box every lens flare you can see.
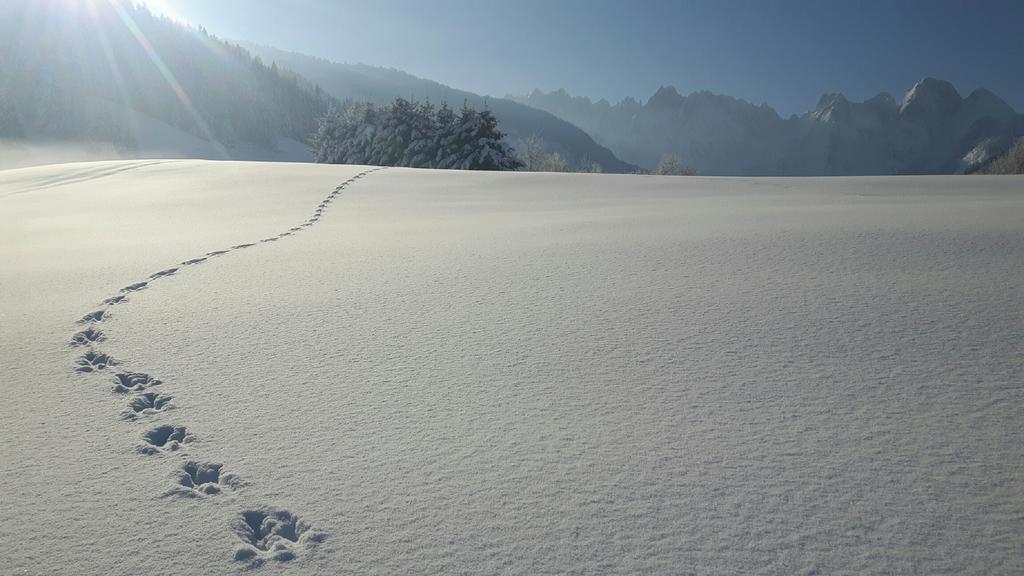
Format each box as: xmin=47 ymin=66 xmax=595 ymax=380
xmin=104 ymin=0 xmax=229 ymax=158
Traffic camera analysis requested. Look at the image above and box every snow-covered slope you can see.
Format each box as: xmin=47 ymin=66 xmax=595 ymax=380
xmin=0 ymin=112 xmax=312 ymax=171
xmin=1 ymin=162 xmax=1022 ymax=574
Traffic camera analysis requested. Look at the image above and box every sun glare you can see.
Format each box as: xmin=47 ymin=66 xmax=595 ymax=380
xmin=135 ymin=0 xmax=191 ymax=26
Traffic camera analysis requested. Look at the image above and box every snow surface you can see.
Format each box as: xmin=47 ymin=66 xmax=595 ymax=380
xmin=1 ymin=109 xmax=311 ymax=171
xmin=1 ymin=162 xmax=1022 ymax=575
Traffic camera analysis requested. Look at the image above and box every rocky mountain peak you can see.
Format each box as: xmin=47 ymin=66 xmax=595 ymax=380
xmin=646 ymin=85 xmax=685 ymax=109
xmin=899 ymin=77 xmax=962 ymax=120
xmin=811 ymin=93 xmax=850 ymax=122
xmin=963 ymin=88 xmax=1016 ymax=121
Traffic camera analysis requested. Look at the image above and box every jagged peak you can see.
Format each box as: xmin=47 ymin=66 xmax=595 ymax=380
xmin=910 ymin=77 xmax=961 ymax=97
xmin=647 ymin=85 xmax=685 ymax=109
xmin=811 ymin=93 xmax=851 ymax=122
xmin=964 ymin=87 xmax=1016 ymax=119
xmin=900 ymin=77 xmax=962 ymax=117
xmin=816 ymin=92 xmax=848 ymax=108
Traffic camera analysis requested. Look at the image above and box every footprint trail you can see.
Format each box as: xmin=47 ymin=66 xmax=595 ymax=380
xmin=69 ymin=167 xmax=384 ymax=562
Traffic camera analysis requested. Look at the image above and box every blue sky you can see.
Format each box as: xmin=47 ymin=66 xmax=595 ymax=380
xmin=151 ymin=0 xmax=1024 ymax=116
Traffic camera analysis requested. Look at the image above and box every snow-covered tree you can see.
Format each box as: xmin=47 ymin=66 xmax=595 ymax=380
xmin=518 ymin=135 xmax=570 ymax=172
xmin=446 ymin=104 xmax=523 ymax=171
xmin=313 ymin=98 xmax=522 ymax=171
xmin=312 ymin=107 xmax=345 ymax=164
xmin=433 ymin=102 xmax=460 ymax=168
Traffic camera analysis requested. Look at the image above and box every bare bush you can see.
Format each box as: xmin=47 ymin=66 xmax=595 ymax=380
xmin=654 ymin=153 xmax=695 ymax=176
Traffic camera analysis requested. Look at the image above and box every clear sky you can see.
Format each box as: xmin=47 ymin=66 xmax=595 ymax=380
xmin=148 ymin=0 xmax=1024 ymax=116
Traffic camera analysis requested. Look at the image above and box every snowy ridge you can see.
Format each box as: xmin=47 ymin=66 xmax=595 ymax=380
xmin=68 ymin=166 xmax=386 ymax=567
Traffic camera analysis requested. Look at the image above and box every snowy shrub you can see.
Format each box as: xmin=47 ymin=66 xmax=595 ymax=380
xmin=655 ymin=153 xmax=696 ymax=176
xmin=518 ymin=135 xmax=569 ymax=172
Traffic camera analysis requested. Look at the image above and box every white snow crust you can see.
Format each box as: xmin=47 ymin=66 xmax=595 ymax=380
xmin=1 ymin=162 xmax=1022 ymax=574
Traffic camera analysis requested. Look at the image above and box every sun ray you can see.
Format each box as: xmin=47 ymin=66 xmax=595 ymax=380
xmin=83 ymin=0 xmax=138 ymax=145
xmin=104 ymin=0 xmax=230 ymax=159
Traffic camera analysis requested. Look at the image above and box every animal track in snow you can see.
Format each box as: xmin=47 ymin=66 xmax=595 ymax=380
xmin=78 ymin=310 xmax=107 ymax=324
xmin=75 ymin=350 xmax=117 ymax=372
xmin=123 ymin=392 xmax=172 ymax=419
xmin=70 ymin=327 xmax=104 ymax=347
xmin=169 ymin=461 xmax=238 ymax=497
xmin=112 ymin=372 xmax=161 ymax=393
xmin=61 ymin=169 xmax=382 ymax=541
xmin=232 ymin=509 xmax=324 ymax=565
xmin=139 ymin=424 xmax=191 ymax=455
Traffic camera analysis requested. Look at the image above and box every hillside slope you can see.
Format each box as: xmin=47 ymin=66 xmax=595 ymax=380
xmin=976 ymin=138 xmax=1024 ymax=174
xmin=242 ymin=43 xmax=637 ymax=173
xmin=0 ymin=0 xmax=334 ymax=162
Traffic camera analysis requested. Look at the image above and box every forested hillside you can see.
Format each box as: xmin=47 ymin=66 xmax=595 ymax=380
xmin=241 ymin=44 xmax=637 ymax=173
xmin=0 ymin=0 xmax=335 ymax=158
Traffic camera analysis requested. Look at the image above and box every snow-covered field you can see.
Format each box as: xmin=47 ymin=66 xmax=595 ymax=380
xmin=1 ymin=161 xmax=1022 ymax=575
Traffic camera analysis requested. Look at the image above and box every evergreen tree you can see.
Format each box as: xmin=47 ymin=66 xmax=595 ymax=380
xmin=448 ymin=105 xmax=523 ymax=170
xmin=312 ymin=98 xmax=522 ymax=171
xmin=402 ymin=100 xmax=437 ymax=167
xmin=433 ymin=102 xmax=459 ymax=168
xmin=312 ymin=106 xmax=348 ymax=164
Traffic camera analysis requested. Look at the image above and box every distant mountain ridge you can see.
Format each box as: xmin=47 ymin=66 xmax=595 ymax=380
xmin=513 ymin=79 xmax=1024 ymax=175
xmin=240 ymin=43 xmax=637 ymax=173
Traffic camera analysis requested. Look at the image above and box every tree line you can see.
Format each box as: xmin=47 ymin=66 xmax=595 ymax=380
xmin=313 ymin=98 xmax=523 ymax=170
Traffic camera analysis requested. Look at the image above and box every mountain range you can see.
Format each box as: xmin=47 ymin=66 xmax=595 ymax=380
xmin=2 ymin=1 xmax=1019 ymax=176
xmin=513 ymin=80 xmax=1024 ymax=175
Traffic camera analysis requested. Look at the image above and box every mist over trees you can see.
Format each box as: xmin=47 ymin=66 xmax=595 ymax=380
xmin=313 ymin=99 xmax=523 ymax=170
xmin=0 ymin=1 xmax=335 ymax=153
